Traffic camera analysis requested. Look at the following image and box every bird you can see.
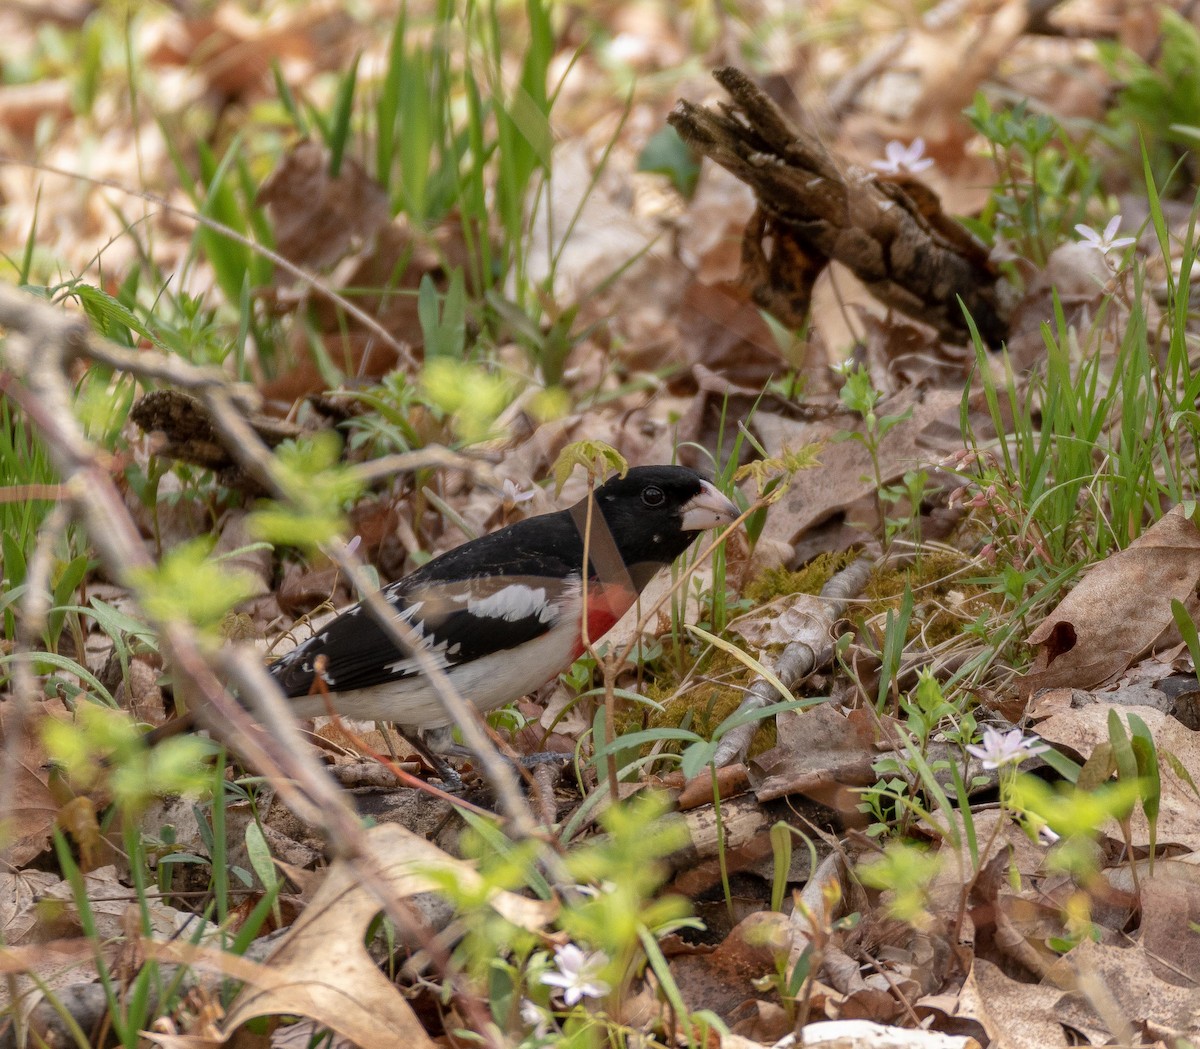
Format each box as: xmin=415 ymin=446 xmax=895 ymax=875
xmin=267 ymin=465 xmax=739 ymax=760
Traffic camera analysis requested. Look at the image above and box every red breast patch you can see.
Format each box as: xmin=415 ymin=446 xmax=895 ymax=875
xmin=575 ymin=582 xmax=638 ymax=657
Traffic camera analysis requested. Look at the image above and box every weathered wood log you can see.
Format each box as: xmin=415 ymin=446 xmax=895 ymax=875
xmin=669 ymin=67 xmax=1011 ymax=347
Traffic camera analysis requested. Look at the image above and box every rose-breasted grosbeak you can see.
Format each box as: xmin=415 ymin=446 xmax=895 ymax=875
xmin=269 ymin=466 xmax=738 ymax=746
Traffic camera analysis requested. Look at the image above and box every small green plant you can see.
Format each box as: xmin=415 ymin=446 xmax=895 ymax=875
xmin=637 ymin=126 xmax=701 ymax=197
xmin=423 ymin=794 xmax=723 ymax=1044
xmin=420 ymin=357 xmax=514 ymax=443
xmin=43 ymin=704 xmax=211 ymax=819
xmin=964 ymin=94 xmax=1100 ymax=266
xmin=1007 ymin=770 xmax=1144 ymax=948
xmin=949 ymin=225 xmax=1200 ymax=686
xmin=338 ymin=371 xmax=427 ymax=456
xmin=127 ymin=538 xmax=262 ymax=641
xmin=1099 ymin=9 xmax=1200 ymax=193
xmin=247 ymin=432 xmax=365 ymax=552
xmin=834 ymin=361 xmax=913 ymax=543
xmin=857 ymin=840 xmax=944 ymax=928
xmin=857 ymin=670 xmax=977 ymax=841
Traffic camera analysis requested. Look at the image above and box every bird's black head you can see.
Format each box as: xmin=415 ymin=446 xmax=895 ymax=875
xmin=572 ymin=465 xmax=739 ymax=584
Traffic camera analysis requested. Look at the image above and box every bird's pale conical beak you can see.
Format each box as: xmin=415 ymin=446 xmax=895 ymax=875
xmin=680 ymin=480 xmax=740 ymax=531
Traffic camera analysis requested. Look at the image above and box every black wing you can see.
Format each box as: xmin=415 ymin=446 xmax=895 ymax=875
xmin=269 ymin=512 xmax=584 ymax=697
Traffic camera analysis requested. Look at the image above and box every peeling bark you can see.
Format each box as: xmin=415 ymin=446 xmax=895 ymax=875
xmin=669 ymin=67 xmax=1011 ymax=346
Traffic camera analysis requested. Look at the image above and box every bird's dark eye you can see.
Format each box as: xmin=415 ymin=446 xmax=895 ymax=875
xmin=641 ymin=485 xmax=665 ymax=507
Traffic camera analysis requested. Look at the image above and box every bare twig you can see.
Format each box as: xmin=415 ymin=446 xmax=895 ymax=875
xmin=0 ymin=284 xmax=358 ymax=836
xmin=709 ymin=554 xmax=877 ymax=768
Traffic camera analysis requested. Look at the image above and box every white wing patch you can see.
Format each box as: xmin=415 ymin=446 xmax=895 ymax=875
xmin=467 ymin=583 xmax=554 ymax=623
xmin=287 ymin=580 xmax=586 ymax=729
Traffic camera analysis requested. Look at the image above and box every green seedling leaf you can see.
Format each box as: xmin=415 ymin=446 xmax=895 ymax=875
xmin=787 ymin=943 xmax=813 ymax=999
xmin=592 ymin=726 xmax=703 ymax=761
xmin=0 ymin=650 xmax=116 ymax=706
xmin=1039 ymin=745 xmax=1082 ymax=783
xmin=46 ymin=552 xmax=91 ymax=647
xmin=1171 ymin=599 xmax=1200 ymax=686
xmin=328 ymin=52 xmax=361 ymax=177
xmin=128 ymin=538 xmax=259 ymax=638
xmin=770 ymin=821 xmax=791 ymax=914
xmin=245 ymin=821 xmax=279 ymax=893
xmin=1164 ymin=749 xmax=1200 ymax=799
xmin=71 ymin=283 xmax=154 ymax=345
xmin=637 ymin=126 xmax=700 ymax=196
xmin=84 ymin=597 xmax=163 ymax=651
xmin=710 ymin=697 xmax=823 ymax=737
xmin=680 ymin=739 xmax=718 ymax=780
xmin=1128 ymin=713 xmax=1161 ymax=868
xmin=552 ymin=441 xmax=628 ymax=495
xmin=417 ymin=268 xmax=467 ymax=359
xmin=687 ymin=624 xmax=796 ymax=704
xmin=1107 ymin=709 xmax=1139 ymax=784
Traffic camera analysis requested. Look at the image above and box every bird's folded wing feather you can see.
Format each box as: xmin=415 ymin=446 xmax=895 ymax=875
xmin=269 ymin=566 xmax=582 ymax=697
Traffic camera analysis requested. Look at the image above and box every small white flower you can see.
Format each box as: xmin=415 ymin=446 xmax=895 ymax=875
xmin=572 ymin=880 xmax=617 ymax=898
xmin=1074 ymin=215 xmax=1136 ymax=257
xmin=871 ymin=138 xmax=934 ymax=175
xmin=966 ymin=726 xmax=1050 ymax=770
xmin=540 ymin=943 xmax=611 ymax=1006
xmin=345 ymin=534 xmax=362 ymax=556
xmin=520 ymin=998 xmax=554 ymax=1038
xmin=502 ymin=478 xmax=536 ymax=510
xmin=607 ymin=31 xmax=651 ymax=64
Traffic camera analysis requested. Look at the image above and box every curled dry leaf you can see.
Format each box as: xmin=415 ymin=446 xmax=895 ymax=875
xmin=222 ymin=822 xmax=556 ymax=1045
xmin=956 ymin=959 xmax=1070 ymax=1049
xmin=1021 ymin=505 xmax=1200 ymax=698
xmin=0 ymin=706 xmax=59 ymax=867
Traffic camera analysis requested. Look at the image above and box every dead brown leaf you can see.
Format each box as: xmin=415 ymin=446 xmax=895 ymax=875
xmin=1021 ymin=505 xmax=1200 ymax=697
xmin=667 ymin=910 xmax=789 ymax=1026
xmin=956 ymin=958 xmax=1070 ymax=1049
xmin=1134 ymin=861 xmax=1200 ymax=986
xmin=750 ymin=706 xmax=879 ymax=811
xmin=258 ymin=141 xmax=391 ymax=275
xmin=222 ymin=822 xmax=556 ymax=1046
xmin=1046 ymin=938 xmax=1200 ymax=1044
xmin=0 ymin=698 xmax=67 ymax=866
xmin=754 ymin=386 xmax=971 ymax=551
